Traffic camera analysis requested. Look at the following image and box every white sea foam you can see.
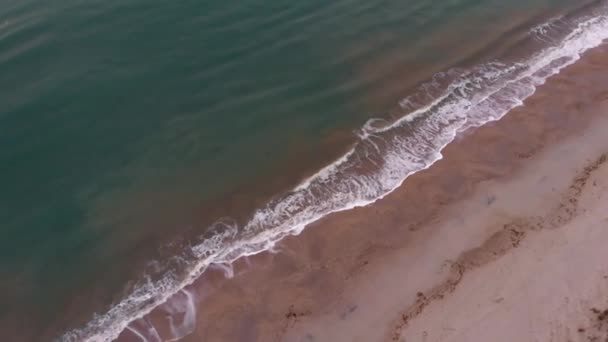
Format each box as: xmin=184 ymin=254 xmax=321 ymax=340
xmin=61 ymin=7 xmax=608 ymax=342
xmin=124 ymin=326 xmax=148 ymax=342
xmin=294 ymin=147 xmax=357 ymax=191
xmin=531 ymin=16 xmax=564 ymax=37
xmin=208 ymin=262 xmax=235 ymax=279
xmin=163 ymin=289 xmax=196 ymax=341
xmin=126 ymin=319 xmax=161 ymax=342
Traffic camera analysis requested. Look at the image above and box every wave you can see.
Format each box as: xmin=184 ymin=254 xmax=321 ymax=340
xmin=61 ymin=4 xmax=608 ymax=342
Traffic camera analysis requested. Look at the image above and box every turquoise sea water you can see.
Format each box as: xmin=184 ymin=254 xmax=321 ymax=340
xmin=0 ymin=0 xmax=603 ymax=340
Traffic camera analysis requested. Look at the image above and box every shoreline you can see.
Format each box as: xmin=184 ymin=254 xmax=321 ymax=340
xmin=280 ymin=51 xmax=608 ymax=342
xmin=60 ymin=8 xmax=608 ymax=342
xmin=5 ymin=2 xmax=608 ymax=342
xmin=168 ymin=42 xmax=608 ymax=341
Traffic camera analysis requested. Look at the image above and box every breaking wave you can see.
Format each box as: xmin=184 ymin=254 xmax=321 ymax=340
xmin=61 ymin=4 xmax=608 ymax=342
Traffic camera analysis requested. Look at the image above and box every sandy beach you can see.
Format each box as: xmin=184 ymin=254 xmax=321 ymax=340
xmin=117 ymin=42 xmax=608 ymax=342
xmin=397 ymin=150 xmax=608 ymax=342
xmin=7 ymin=2 xmax=608 ymax=341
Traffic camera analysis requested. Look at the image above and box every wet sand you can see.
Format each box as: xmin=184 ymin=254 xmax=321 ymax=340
xmin=118 ymin=43 xmax=608 ymax=342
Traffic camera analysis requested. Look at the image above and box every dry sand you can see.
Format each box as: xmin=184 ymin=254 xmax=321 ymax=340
xmin=398 ymin=151 xmax=608 ymax=342
xmin=118 ymin=44 xmax=608 ymax=342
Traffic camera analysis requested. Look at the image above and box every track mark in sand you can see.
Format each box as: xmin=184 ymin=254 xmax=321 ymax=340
xmin=277 ymin=305 xmax=313 ymax=341
xmin=572 ymin=303 xmax=608 ymax=341
xmin=550 ymin=154 xmax=607 ymax=227
xmin=389 ymin=153 xmax=608 ymax=341
xmin=390 ymin=263 xmax=465 ymax=341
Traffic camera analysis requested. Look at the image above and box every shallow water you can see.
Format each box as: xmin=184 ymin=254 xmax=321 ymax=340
xmin=0 ymin=0 xmax=601 ymax=340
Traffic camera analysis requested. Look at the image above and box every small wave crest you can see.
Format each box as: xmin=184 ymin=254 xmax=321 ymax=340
xmin=61 ymin=5 xmax=608 ymax=342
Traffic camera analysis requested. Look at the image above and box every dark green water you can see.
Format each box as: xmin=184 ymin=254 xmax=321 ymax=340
xmin=0 ymin=0 xmax=598 ymax=340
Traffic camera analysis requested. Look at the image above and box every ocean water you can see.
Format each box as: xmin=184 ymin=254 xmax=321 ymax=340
xmin=0 ymin=0 xmax=606 ymax=340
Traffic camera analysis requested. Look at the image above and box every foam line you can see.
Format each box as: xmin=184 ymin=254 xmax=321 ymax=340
xmin=125 ymin=327 xmax=147 ymax=342
xmin=163 ymin=289 xmax=196 ymax=341
xmin=61 ymin=6 xmax=608 ymax=342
